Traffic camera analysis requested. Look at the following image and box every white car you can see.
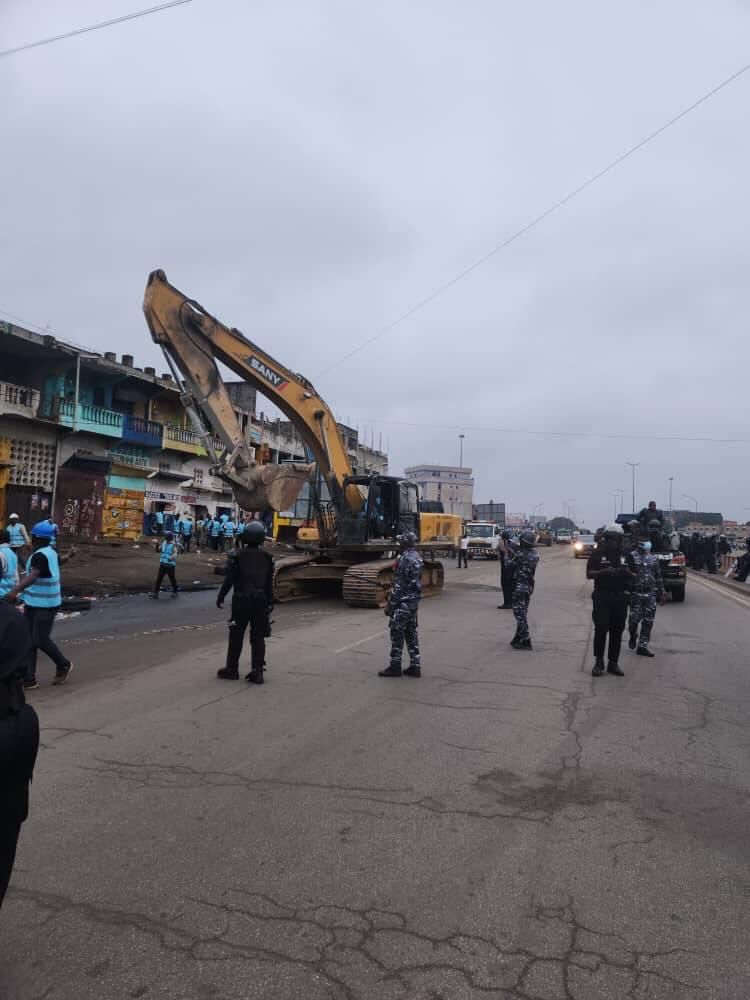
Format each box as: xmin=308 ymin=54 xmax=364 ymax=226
xmin=556 ymin=530 xmax=572 ymax=544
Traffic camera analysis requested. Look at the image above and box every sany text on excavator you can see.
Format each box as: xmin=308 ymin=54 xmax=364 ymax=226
xmin=143 ymin=270 xmax=461 ymax=607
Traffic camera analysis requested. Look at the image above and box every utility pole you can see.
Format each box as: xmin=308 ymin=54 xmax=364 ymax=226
xmin=459 ymin=433 xmax=465 ymax=468
xmin=668 ymin=476 xmax=674 ymax=513
xmin=683 ymin=493 xmax=698 ymax=513
xmin=626 ymin=462 xmax=639 ymax=514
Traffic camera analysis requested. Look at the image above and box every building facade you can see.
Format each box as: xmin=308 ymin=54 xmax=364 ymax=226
xmin=0 ymin=321 xmax=387 ymax=539
xmin=403 ymin=464 xmax=474 ymax=520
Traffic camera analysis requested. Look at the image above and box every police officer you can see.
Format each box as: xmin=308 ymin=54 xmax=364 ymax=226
xmin=3 ymin=521 xmax=75 ymax=689
xmin=497 ymin=529 xmax=514 ymax=609
xmin=0 ymin=601 xmax=39 ymax=907
xmin=216 ymin=521 xmax=273 ymax=684
xmin=150 ymin=531 xmax=179 ymax=598
xmin=586 ymin=523 xmax=634 ymax=677
xmin=508 ymin=530 xmax=539 ymax=650
xmin=379 ymin=531 xmax=423 ymax=678
xmin=0 ymin=529 xmax=19 ymax=598
xmin=627 ymin=538 xmax=665 ymax=657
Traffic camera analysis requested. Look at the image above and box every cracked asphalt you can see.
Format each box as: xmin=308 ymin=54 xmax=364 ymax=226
xmin=2 ymin=547 xmax=749 ymax=999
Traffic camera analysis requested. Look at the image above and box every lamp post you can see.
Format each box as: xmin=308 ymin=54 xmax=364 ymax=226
xmin=563 ymin=498 xmax=575 ymax=525
xmin=682 ymin=493 xmax=698 ymax=513
xmin=458 ymin=433 xmax=465 ymax=468
xmin=626 ymin=462 xmax=639 ymax=514
xmin=668 ymin=477 xmax=674 ymax=514
xmin=613 ymin=489 xmax=624 ymax=520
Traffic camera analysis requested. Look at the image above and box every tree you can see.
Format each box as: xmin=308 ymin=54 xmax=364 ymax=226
xmin=548 ymin=516 xmax=578 ymax=533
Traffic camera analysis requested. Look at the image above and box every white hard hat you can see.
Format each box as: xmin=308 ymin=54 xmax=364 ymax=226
xmin=604 ymin=522 xmax=624 ymax=535
xmin=8 ymin=513 xmax=19 ymax=519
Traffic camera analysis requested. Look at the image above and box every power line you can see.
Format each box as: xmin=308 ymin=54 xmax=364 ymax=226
xmin=321 ymin=58 xmax=750 ymax=376
xmin=0 ymin=0 xmax=194 ymax=59
xmin=359 ymin=417 xmax=750 ymax=447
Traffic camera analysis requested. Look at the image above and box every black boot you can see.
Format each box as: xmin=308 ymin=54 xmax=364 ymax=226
xmin=497 ymin=603 xmax=513 ymax=610
xmin=378 ymin=664 xmax=402 ymax=677
xmin=217 ymin=667 xmax=239 ymax=680
xmin=246 ymin=668 xmax=264 ymax=684
xmin=511 ymin=637 xmax=532 ymax=650
xmin=636 ymin=647 xmax=655 ymax=658
xmin=607 ymin=662 xmax=625 ymax=676
xmin=509 ymin=630 xmax=520 ymax=646
xmin=628 ymin=630 xmax=637 ymax=650
xmin=592 ymin=657 xmax=605 ymax=676
xmin=403 ymin=665 xmax=421 ymax=677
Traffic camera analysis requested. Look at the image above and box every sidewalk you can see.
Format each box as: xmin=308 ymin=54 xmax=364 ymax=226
xmin=59 ymin=537 xmax=292 ymax=597
xmin=688 ymin=568 xmax=750 ymax=597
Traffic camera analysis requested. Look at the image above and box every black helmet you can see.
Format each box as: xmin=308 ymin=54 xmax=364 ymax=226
xmin=241 ymin=521 xmax=266 ymax=546
xmin=501 ymin=529 xmax=512 ymax=540
xmin=398 ymin=531 xmax=418 ymax=549
xmin=519 ymin=530 xmax=536 ymax=547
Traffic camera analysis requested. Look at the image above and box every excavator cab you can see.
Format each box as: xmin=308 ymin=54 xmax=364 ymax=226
xmin=338 ymin=475 xmax=419 ymax=548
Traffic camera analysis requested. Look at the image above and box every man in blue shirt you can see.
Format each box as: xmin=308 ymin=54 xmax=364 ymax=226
xmin=150 ymin=532 xmax=179 ymax=599
xmin=178 ymin=513 xmax=193 ymax=552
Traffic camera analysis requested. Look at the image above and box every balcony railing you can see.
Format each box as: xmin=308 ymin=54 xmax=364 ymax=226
xmin=123 ymin=414 xmax=163 ymax=448
xmin=163 ymin=424 xmax=226 ymax=457
xmin=0 ymin=381 xmax=40 ymax=419
xmin=52 ymin=398 xmax=124 ymax=438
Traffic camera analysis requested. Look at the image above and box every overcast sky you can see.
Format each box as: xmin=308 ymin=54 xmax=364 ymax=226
xmin=2 ymin=0 xmax=749 ymax=526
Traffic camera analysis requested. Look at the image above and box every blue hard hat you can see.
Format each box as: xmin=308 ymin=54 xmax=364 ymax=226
xmin=31 ymin=521 xmax=55 ymax=539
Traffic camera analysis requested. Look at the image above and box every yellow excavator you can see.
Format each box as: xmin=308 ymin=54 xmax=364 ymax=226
xmin=143 ymin=270 xmax=460 ymax=607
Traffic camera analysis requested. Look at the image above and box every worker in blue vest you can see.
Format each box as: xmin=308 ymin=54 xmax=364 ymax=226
xmin=6 ymin=515 xmax=29 ymax=558
xmin=37 ymin=518 xmax=59 ymax=549
xmin=222 ymin=516 xmax=236 ymax=550
xmin=0 ymin=530 xmax=20 ymax=598
xmin=178 ymin=513 xmax=193 ymax=552
xmin=210 ymin=515 xmax=222 ymax=551
xmin=3 ymin=521 xmax=75 ymax=690
xmin=153 ymin=509 xmax=164 ymax=535
xmin=150 ymin=531 xmax=179 ymax=599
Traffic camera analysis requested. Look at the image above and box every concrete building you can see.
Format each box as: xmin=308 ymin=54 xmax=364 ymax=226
xmin=404 ymin=464 xmax=474 ymax=520
xmin=0 ymin=320 xmax=388 ymax=538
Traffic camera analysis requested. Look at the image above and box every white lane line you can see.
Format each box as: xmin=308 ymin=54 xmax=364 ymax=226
xmin=335 ymin=630 xmax=387 ymax=654
xmin=689 ymin=573 xmax=750 ymax=610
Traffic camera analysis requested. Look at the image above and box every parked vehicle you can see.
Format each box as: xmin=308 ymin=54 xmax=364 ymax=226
xmin=556 ymin=529 xmax=572 ymax=544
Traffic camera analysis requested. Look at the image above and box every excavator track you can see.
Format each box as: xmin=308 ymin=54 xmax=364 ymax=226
xmin=342 ymin=558 xmax=445 ymax=608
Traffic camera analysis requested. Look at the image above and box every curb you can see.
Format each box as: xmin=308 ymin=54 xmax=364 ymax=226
xmin=687 ymin=570 xmax=749 ymax=596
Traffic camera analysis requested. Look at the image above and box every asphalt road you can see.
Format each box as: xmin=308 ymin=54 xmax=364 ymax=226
xmin=2 ymin=547 xmax=749 ymax=999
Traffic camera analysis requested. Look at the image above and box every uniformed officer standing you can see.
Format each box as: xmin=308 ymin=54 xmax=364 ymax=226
xmin=508 ymin=530 xmax=539 ymax=650
xmin=0 ymin=602 xmax=39 ymax=907
xmin=586 ymin=523 xmax=634 ymax=677
xmin=216 ymin=521 xmax=273 ymax=684
xmin=379 ymin=532 xmax=423 ymax=678
xmin=497 ymin=529 xmax=514 ymax=610
xmin=627 ymin=539 xmax=665 ymax=657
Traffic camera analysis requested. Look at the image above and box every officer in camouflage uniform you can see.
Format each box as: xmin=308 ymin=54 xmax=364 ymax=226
xmin=626 ymin=538 xmax=664 ymax=657
xmin=508 ymin=530 xmax=539 ymax=650
xmin=379 ymin=532 xmax=423 ymax=678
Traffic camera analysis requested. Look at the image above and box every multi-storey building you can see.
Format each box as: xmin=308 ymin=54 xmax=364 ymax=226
xmin=403 ymin=464 xmax=474 ymax=520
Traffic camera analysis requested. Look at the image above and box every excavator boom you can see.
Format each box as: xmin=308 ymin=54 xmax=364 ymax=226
xmin=143 ymin=269 xmax=353 ymax=514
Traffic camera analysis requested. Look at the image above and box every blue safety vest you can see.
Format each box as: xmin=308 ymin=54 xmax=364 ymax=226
xmin=21 ymin=545 xmax=62 ymax=608
xmin=155 ymin=511 xmax=164 ymax=525
xmin=180 ymin=519 xmax=192 ymax=536
xmin=160 ymin=541 xmax=177 ymax=567
xmin=7 ymin=523 xmax=25 ymax=547
xmin=223 ymin=521 xmax=235 ymax=537
xmin=210 ymin=520 xmax=221 ymax=537
xmin=0 ymin=545 xmax=18 ymax=597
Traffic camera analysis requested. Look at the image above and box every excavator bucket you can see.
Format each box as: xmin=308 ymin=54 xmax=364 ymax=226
xmin=229 ymin=462 xmax=314 ymax=513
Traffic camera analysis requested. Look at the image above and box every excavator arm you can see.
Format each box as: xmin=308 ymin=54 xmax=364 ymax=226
xmin=143 ymin=269 xmax=353 ymax=513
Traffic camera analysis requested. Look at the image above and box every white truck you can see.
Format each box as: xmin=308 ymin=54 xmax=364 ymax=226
xmin=464 ymin=521 xmax=502 ymax=559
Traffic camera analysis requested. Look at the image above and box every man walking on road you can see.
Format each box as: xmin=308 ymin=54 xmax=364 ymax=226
xmin=509 ymin=530 xmax=538 ymax=650
xmin=497 ymin=529 xmax=514 ymax=609
xmin=626 ymin=538 xmax=665 ymax=657
xmin=457 ymin=531 xmax=469 ymax=568
xmin=0 ymin=602 xmax=39 ymax=907
xmin=216 ymin=521 xmax=273 ymax=684
xmin=3 ymin=521 xmax=75 ymax=690
xmin=586 ymin=523 xmax=634 ymax=677
xmin=150 ymin=532 xmax=179 ymax=599
xmin=379 ymin=532 xmax=423 ymax=678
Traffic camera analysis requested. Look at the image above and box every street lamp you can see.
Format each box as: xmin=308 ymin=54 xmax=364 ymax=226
xmin=563 ymin=498 xmax=575 ymax=524
xmin=458 ymin=433 xmax=465 ymax=468
xmin=668 ymin=477 xmax=674 ymax=513
xmin=613 ymin=489 xmax=624 ymax=520
xmin=626 ymin=462 xmax=639 ymax=514
xmin=682 ymin=493 xmax=698 ymax=513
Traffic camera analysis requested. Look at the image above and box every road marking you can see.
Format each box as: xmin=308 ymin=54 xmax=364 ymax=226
xmin=335 ymin=630 xmax=387 ymax=654
xmin=689 ymin=573 xmax=750 ymax=610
